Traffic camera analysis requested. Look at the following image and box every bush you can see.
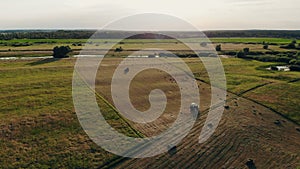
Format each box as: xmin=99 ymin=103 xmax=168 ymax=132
xmin=275 ymin=56 xmax=291 ymax=63
xmin=288 ymin=43 xmax=296 ymax=48
xmin=223 ymin=51 xmax=237 ymax=56
xmin=266 ymin=51 xmax=280 ymax=55
xmin=243 ymin=48 xmax=250 ymax=53
xmin=53 ymin=46 xmax=71 ymax=58
xmin=215 ymin=44 xmax=222 ymax=51
xmin=237 ymin=51 xmax=246 ymax=58
xmin=271 ymin=66 xmax=278 ymax=71
xmin=263 ymin=44 xmax=269 ymax=50
xmin=292 ymin=60 xmax=300 ymax=65
xmin=115 ymin=46 xmax=123 ymax=52
xmin=254 ymin=55 xmax=277 ymax=62
xmin=290 ymin=65 xmax=300 ymax=71
xmin=250 ymin=55 xmax=291 ymax=63
xmin=280 ymin=43 xmax=296 ymax=49
xmin=247 ymin=51 xmax=264 ymax=55
xmin=289 ymin=59 xmax=297 ymax=65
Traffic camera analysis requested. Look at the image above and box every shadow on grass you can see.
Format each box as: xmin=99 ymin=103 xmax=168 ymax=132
xmin=27 ymin=58 xmax=62 ymax=66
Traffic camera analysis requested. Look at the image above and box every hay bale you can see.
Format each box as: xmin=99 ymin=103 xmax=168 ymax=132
xmin=124 ymin=67 xmax=129 ymax=74
xmin=245 ymin=159 xmax=256 ymax=169
xmin=190 ymin=103 xmax=199 ymax=118
xmin=274 ymin=120 xmax=281 ymax=126
xmin=168 ymin=145 xmax=177 ymax=155
xmin=207 ymin=123 xmax=213 ymax=129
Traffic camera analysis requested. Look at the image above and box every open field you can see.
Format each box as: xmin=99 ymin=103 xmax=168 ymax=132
xmin=0 ymin=37 xmax=297 ymax=44
xmin=210 ymin=38 xmax=297 ymax=44
xmin=0 ymin=57 xmax=299 ymax=168
xmin=0 ymin=59 xmax=141 ymax=168
xmin=114 ymin=95 xmax=300 ymax=169
xmin=0 ymin=37 xmax=298 ymax=58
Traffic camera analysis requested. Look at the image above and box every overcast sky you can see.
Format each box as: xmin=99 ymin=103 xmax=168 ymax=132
xmin=0 ymin=0 xmax=299 ymax=30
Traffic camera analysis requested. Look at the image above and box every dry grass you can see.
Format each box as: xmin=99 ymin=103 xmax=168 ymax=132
xmin=0 ymin=57 xmax=299 ymax=168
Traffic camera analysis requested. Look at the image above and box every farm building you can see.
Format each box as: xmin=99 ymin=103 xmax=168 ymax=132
xmin=268 ymin=66 xmax=290 ymax=71
xmin=275 ymin=66 xmax=290 ymax=71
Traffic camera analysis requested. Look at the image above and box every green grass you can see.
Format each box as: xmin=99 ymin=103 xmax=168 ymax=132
xmin=0 ymin=37 xmax=297 ymax=58
xmin=0 ymin=37 xmax=295 ymax=45
xmin=0 ymin=58 xmax=141 ymax=168
xmin=244 ymin=81 xmax=300 ymax=123
xmin=0 ymin=56 xmax=299 ymax=167
xmin=0 ymin=39 xmax=88 ymax=44
xmin=0 ymin=63 xmax=73 ymax=119
xmin=187 ymin=58 xmax=300 ymax=123
xmin=188 ymin=58 xmax=274 ymax=93
xmin=209 ymin=37 xmax=296 ymax=44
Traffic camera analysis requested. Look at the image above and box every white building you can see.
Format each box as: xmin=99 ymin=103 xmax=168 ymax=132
xmin=276 ymin=66 xmax=290 ymax=71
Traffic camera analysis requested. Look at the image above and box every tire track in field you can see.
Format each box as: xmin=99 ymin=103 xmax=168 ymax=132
xmin=87 ymin=59 xmax=299 ymax=168
xmin=236 ymin=81 xmax=274 ymax=96
xmin=186 ymin=58 xmax=298 ymax=126
xmin=74 ymin=70 xmax=146 ymax=168
xmin=114 ymin=94 xmax=300 ymax=168
xmin=104 ymin=59 xmax=268 ymax=167
xmin=111 ymin=100 xmax=224 ymax=168
xmin=114 ymin=103 xmax=235 ymax=169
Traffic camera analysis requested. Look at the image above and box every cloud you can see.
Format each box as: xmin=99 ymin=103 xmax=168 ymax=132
xmin=0 ymin=0 xmax=299 ymax=29
xmin=227 ymin=0 xmax=271 ymax=6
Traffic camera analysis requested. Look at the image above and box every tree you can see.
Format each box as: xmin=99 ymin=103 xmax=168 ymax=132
xmin=263 ymin=44 xmax=269 ymax=50
xmin=287 ymin=43 xmax=296 ymax=49
xmin=237 ymin=51 xmax=246 ymax=58
xmin=115 ymin=46 xmax=123 ymax=52
xmin=280 ymin=41 xmax=296 ymax=49
xmin=271 ymin=66 xmax=278 ymax=71
xmin=243 ymin=48 xmax=250 ymax=53
xmin=289 ymin=59 xmax=297 ymax=65
xmin=290 ymin=65 xmax=300 ymax=71
xmin=53 ymin=46 xmax=72 ymax=58
xmin=215 ymin=44 xmax=222 ymax=51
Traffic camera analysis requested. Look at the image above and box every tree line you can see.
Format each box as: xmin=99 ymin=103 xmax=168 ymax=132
xmin=1 ymin=30 xmax=300 ymax=40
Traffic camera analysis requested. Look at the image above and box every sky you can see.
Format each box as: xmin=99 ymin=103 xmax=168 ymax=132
xmin=0 ymin=0 xmax=299 ymax=30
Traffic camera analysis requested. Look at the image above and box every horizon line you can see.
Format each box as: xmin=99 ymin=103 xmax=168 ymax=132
xmin=1 ymin=28 xmax=300 ymax=32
